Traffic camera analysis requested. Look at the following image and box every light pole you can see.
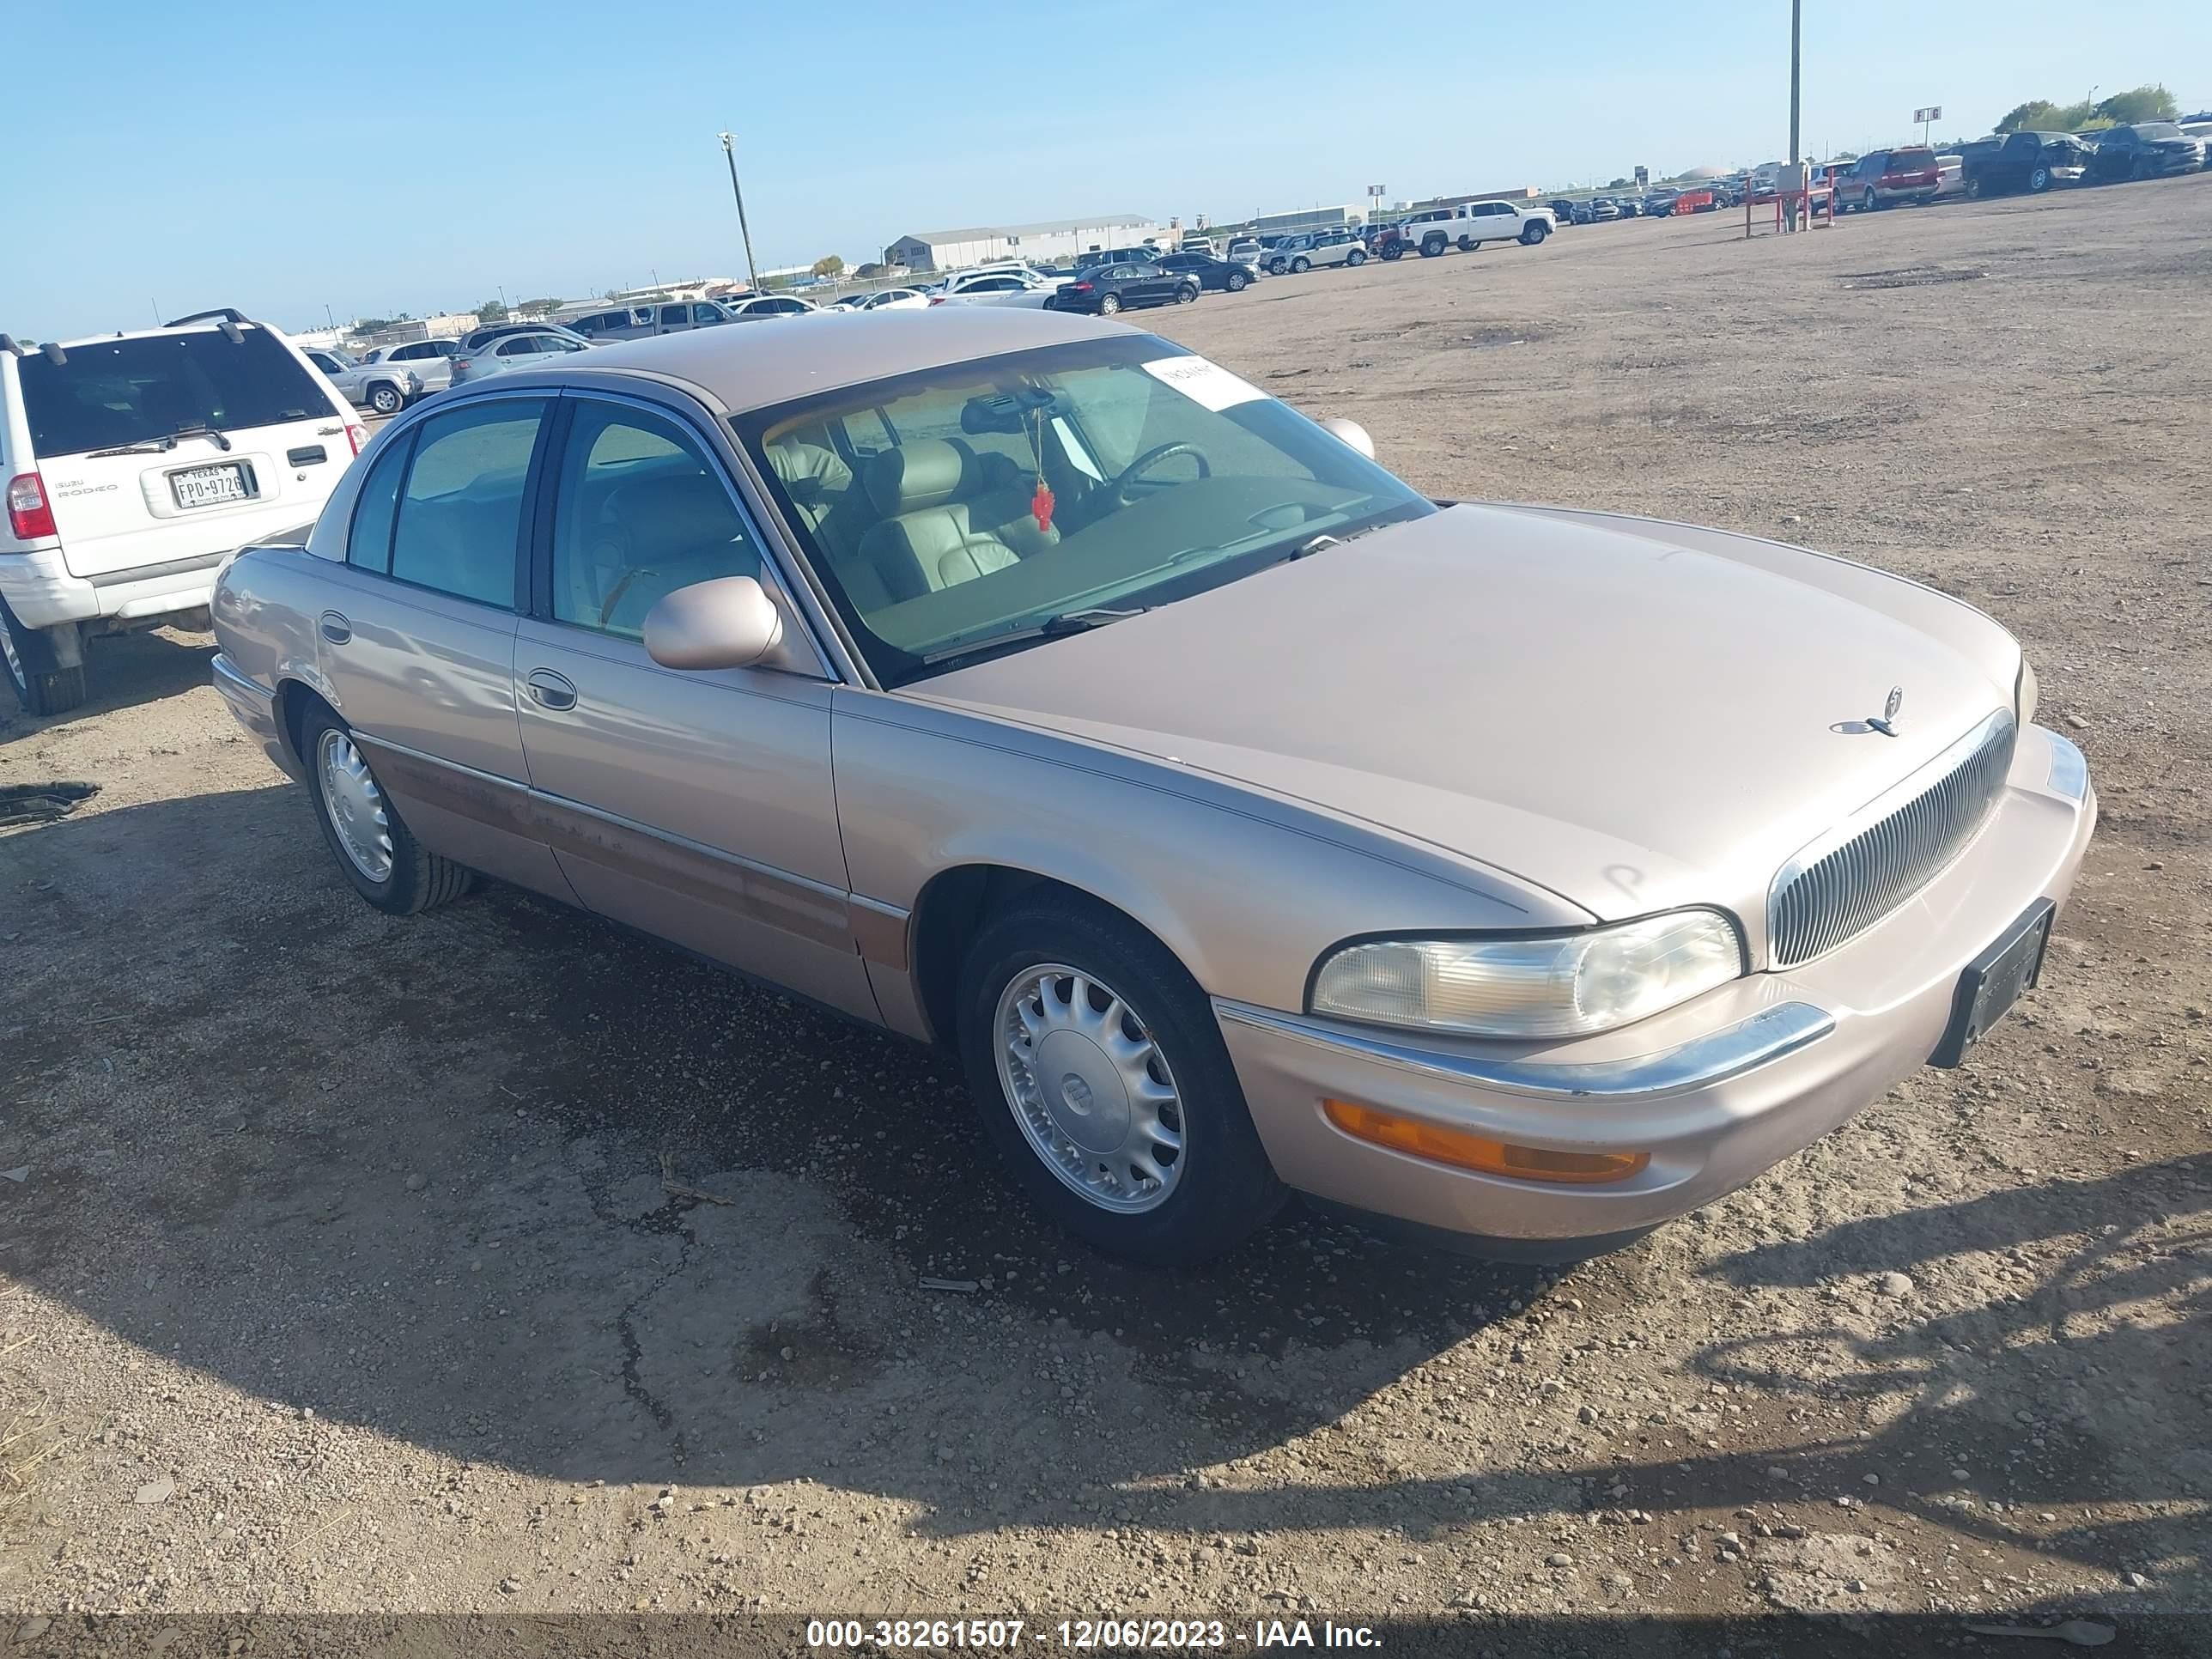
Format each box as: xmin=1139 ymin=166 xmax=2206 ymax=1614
xmin=1788 ymin=0 xmax=1801 ymax=170
xmin=718 ymin=132 xmax=760 ymax=292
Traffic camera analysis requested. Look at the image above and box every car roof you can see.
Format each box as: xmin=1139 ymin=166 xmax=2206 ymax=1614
xmin=565 ymin=308 xmax=1141 ymax=415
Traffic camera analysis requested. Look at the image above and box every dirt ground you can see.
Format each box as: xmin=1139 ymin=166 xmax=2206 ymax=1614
xmin=3 ymin=180 xmax=2209 ymax=1653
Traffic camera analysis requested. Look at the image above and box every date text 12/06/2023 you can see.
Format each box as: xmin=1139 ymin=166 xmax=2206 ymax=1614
xmin=804 ymin=1619 xmax=1383 ymax=1649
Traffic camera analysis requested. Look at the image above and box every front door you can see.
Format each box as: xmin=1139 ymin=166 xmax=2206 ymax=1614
xmin=511 ymin=392 xmax=878 ymax=1021
xmin=313 ymin=393 xmax=573 ymax=899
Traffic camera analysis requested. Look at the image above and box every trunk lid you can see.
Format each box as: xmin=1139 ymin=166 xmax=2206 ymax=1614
xmin=912 ymin=505 xmax=2014 ymax=937
xmin=21 ymin=326 xmax=354 ymax=580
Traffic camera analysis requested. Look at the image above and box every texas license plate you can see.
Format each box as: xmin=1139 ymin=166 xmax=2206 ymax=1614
xmin=1929 ymin=899 xmax=2055 ymax=1067
xmin=172 ymin=463 xmax=252 ymax=509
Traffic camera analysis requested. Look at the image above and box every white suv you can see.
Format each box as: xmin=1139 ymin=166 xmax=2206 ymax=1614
xmin=1 ymin=309 xmax=363 ymax=716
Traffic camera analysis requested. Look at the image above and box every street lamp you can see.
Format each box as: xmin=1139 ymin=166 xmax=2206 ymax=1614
xmin=717 ymin=132 xmax=760 ymax=292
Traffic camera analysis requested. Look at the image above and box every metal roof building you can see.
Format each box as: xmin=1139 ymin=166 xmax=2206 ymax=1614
xmin=883 ymin=216 xmax=1162 ymax=273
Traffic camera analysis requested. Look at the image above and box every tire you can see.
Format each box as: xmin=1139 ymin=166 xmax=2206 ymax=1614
xmin=1965 ymin=176 xmax=1984 ymax=199
xmin=1290 ymin=257 xmax=1310 ymax=273
xmin=1381 ymin=241 xmax=1402 ymax=260
xmin=297 ymin=702 xmax=474 ymax=916
xmin=1863 ymin=189 xmax=1879 ymax=213
xmin=957 ymin=895 xmax=1288 ymax=1266
xmin=1175 ymin=283 xmax=1198 ymax=304
xmin=1225 ymin=270 xmax=1248 ymax=291
xmin=0 ymin=597 xmax=87 ymax=718
xmin=1097 ymin=293 xmax=1122 ymax=316
xmin=1521 ymin=221 xmax=1548 ymax=245
xmin=1420 ymin=235 xmax=1444 ymax=258
xmin=1346 ymin=247 xmax=1365 ymax=266
xmin=1456 ymin=236 xmax=1474 ymax=252
xmin=367 ymin=382 xmax=404 ymax=416
xmin=2028 ymin=167 xmax=2051 ymax=193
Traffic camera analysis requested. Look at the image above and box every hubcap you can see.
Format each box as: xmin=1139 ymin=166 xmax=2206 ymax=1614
xmin=317 ymin=728 xmax=394 ymax=883
xmin=995 ymin=964 xmax=1184 ymax=1214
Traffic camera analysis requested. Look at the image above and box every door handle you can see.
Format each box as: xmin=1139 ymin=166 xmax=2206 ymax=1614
xmin=526 ymin=669 xmax=578 ymax=712
xmin=319 ymin=611 xmax=351 ymax=645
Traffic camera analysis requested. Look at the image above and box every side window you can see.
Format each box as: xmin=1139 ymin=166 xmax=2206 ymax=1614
xmin=660 ymin=305 xmax=689 ymax=326
xmin=496 ymin=337 xmax=538 ymax=357
xmin=388 ymin=400 xmax=546 ymax=609
xmin=347 ymin=434 xmax=410 ymax=574
xmin=550 ymin=401 xmax=763 ymax=640
xmin=692 ymin=304 xmax=721 ymax=324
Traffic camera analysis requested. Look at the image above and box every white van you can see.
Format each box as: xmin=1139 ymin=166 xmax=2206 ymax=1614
xmin=0 ymin=309 xmax=362 ymax=715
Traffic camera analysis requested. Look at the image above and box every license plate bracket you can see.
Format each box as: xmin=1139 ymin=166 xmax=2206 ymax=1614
xmin=1929 ymin=899 xmax=2055 ymax=1067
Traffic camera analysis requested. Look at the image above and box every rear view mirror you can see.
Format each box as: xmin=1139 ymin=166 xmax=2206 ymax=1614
xmin=1316 ymin=416 xmax=1376 ymax=460
xmin=642 ymin=576 xmax=783 ymax=672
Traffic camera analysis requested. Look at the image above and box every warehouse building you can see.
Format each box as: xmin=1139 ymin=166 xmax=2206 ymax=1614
xmin=883 ymin=216 xmax=1162 ymax=274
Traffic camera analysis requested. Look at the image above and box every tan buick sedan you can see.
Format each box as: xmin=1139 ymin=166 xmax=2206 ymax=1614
xmin=210 ymin=310 xmax=2096 ymax=1266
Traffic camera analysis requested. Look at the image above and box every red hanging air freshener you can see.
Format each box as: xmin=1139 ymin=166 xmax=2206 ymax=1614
xmin=1031 ymin=479 xmax=1055 ymax=533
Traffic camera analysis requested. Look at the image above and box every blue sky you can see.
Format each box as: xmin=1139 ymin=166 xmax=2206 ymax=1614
xmin=11 ymin=1 xmax=2206 ymax=337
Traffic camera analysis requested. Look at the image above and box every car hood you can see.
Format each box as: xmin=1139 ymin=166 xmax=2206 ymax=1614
xmin=912 ymin=504 xmax=2020 ymax=935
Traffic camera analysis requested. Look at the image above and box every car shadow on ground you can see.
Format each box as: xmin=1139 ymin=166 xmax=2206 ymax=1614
xmin=3 ymin=785 xmax=1544 ymax=1534
xmin=7 ymin=785 xmax=2205 ymax=1577
xmin=0 ymin=627 xmax=215 ymax=746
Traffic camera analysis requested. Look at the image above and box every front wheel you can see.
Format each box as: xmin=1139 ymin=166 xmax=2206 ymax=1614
xmin=1456 ymin=236 xmax=1474 ymax=252
xmin=300 ymin=704 xmax=474 ymax=915
xmin=2027 ymin=167 xmax=2051 ymax=193
xmin=368 ymin=382 xmax=404 ymax=416
xmin=1521 ymin=221 xmax=1548 ymax=244
xmin=1225 ymin=270 xmax=1248 ymax=291
xmin=1346 ymin=247 xmax=1365 ymax=265
xmin=957 ymin=898 xmax=1287 ymax=1265
xmin=1174 ymin=283 xmax=1198 ymax=303
xmin=1097 ymin=292 xmax=1122 ymax=315
xmin=0 ymin=599 xmax=86 ymax=718
xmin=1381 ymin=241 xmax=1403 ymax=260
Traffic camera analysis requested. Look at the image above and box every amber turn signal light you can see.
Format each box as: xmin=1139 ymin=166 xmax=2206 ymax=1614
xmin=1322 ymin=1099 xmax=1650 ymax=1185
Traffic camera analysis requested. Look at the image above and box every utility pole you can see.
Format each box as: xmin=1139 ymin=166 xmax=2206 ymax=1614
xmin=1788 ymin=0 xmax=1801 ymax=170
xmin=718 ymin=132 xmax=760 ymax=292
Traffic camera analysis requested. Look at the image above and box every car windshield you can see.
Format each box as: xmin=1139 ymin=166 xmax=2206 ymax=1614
xmin=2129 ymin=123 xmax=2182 ymax=140
xmin=18 ymin=328 xmax=331 ymax=458
xmin=737 ymin=336 xmax=1434 ymax=685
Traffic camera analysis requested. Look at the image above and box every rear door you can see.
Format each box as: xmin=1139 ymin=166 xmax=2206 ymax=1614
xmin=510 ymin=392 xmax=877 ymax=1019
xmin=313 ymin=393 xmax=571 ymax=898
xmin=21 ymin=325 xmax=356 ymax=579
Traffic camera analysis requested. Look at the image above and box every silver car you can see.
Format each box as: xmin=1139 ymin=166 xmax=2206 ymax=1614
xmin=446 ymin=328 xmax=589 ymax=386
xmin=210 ymin=311 xmax=2095 ymax=1267
xmin=360 ymin=337 xmax=460 ymax=396
xmin=305 ymin=349 xmax=419 ymax=416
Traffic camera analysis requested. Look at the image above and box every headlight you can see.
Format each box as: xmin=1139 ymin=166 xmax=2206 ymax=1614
xmin=1309 ymin=910 xmax=1745 ymax=1040
xmin=2016 ymin=655 xmax=2039 ymax=729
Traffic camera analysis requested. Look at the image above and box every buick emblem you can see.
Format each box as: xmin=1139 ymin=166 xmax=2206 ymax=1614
xmin=1869 ymin=686 xmax=1905 ymax=737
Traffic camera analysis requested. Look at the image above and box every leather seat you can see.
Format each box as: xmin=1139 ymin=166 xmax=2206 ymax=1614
xmin=854 ymin=440 xmax=1024 ymax=602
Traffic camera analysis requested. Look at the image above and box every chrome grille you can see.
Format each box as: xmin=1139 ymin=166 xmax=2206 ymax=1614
xmin=1768 ymin=712 xmax=2016 ymax=967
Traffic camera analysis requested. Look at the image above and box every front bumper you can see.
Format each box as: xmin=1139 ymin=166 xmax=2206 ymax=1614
xmin=0 ymin=546 xmax=222 ymax=631
xmin=1215 ymin=725 xmax=2096 ymax=1244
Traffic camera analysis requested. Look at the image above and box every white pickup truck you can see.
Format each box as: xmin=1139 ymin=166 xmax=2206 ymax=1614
xmin=1396 ymin=200 xmax=1555 ymax=257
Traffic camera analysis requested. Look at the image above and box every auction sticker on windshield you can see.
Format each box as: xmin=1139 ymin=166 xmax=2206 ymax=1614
xmin=1141 ymin=355 xmax=1265 ymax=412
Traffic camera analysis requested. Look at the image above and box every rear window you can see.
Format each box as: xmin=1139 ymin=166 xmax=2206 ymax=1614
xmin=19 ymin=328 xmax=336 ymax=459
xmin=1887 ymin=149 xmax=1936 ymax=169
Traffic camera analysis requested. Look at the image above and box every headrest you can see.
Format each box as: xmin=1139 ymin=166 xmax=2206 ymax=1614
xmin=766 ymin=441 xmax=854 ymax=504
xmin=864 ymin=440 xmax=968 ymax=516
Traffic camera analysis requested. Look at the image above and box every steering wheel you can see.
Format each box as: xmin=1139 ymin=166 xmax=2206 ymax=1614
xmin=1107 ymin=441 xmax=1211 ymax=507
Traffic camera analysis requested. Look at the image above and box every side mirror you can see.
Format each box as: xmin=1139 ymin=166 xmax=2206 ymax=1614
xmin=642 ymin=575 xmax=783 ymax=672
xmin=1316 ymin=416 xmax=1375 ymax=460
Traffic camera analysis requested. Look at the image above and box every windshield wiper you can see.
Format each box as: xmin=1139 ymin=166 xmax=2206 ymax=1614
xmin=87 ymin=437 xmax=182 ymax=458
xmin=916 ymin=606 xmax=1152 ymax=671
xmin=170 ymin=422 xmax=233 ymax=452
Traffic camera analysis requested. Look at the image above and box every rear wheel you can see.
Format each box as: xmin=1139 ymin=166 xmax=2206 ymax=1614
xmin=368 ymin=382 xmax=404 ymax=416
xmin=1290 ymin=256 xmax=1310 ymax=272
xmin=1346 ymin=246 xmax=1365 ymax=266
xmin=1097 ymin=292 xmax=1122 ymax=316
xmin=1863 ymin=188 xmax=1879 ymax=212
xmin=299 ymin=703 xmax=473 ymax=915
xmin=1420 ymin=235 xmax=1444 ymax=257
xmin=957 ymin=896 xmax=1287 ymax=1266
xmin=1381 ymin=240 xmax=1402 ymax=260
xmin=0 ymin=599 xmax=86 ymax=719
xmin=1456 ymin=235 xmax=1474 ymax=252
xmin=1965 ymin=175 xmax=1984 ymax=199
